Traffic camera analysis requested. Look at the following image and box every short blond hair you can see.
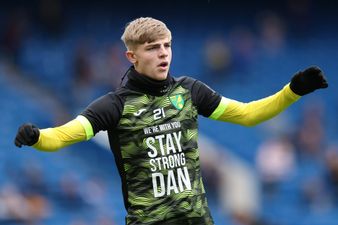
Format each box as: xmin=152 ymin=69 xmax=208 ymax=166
xmin=121 ymin=17 xmax=172 ymax=50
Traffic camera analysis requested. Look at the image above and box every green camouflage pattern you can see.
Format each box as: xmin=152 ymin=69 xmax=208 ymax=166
xmin=117 ymin=83 xmax=213 ymax=225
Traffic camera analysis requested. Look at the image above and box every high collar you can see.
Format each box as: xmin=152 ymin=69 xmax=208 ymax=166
xmin=124 ymin=66 xmax=172 ymax=96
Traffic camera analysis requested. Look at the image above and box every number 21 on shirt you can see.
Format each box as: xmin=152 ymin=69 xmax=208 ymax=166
xmin=154 ymin=108 xmax=165 ymax=120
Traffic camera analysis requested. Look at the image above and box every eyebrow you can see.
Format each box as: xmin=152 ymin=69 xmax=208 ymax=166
xmin=145 ymin=41 xmax=171 ymax=48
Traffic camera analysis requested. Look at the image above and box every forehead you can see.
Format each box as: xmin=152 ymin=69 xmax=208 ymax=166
xmin=143 ymin=37 xmax=172 ymax=46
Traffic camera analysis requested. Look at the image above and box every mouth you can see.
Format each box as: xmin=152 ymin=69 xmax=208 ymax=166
xmin=158 ymin=62 xmax=169 ymax=69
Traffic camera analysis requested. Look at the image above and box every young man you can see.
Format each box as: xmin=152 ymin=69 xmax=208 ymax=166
xmin=15 ymin=17 xmax=328 ymax=225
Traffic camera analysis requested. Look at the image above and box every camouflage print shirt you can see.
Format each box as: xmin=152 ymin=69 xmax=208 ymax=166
xmin=82 ymin=67 xmax=221 ymax=225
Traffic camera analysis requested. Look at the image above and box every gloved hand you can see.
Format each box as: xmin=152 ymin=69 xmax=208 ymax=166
xmin=14 ymin=123 xmax=40 ymax=147
xmin=290 ymin=66 xmax=328 ymax=96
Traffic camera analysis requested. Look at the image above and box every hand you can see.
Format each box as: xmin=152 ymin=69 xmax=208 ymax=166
xmin=290 ymin=66 xmax=328 ymax=96
xmin=14 ymin=123 xmax=40 ymax=148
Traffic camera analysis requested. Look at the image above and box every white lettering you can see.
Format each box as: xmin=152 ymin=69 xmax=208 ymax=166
xmin=167 ymin=155 xmax=175 ymax=168
xmin=152 ymin=173 xmax=165 ymax=197
xmin=167 ymin=170 xmax=179 ymax=195
xmin=173 ymin=131 xmax=182 ymax=152
xmin=154 ymin=108 xmax=165 ymax=120
xmin=146 ymin=137 xmax=157 ymax=158
xmin=150 ymin=153 xmax=187 ymax=172
xmin=180 ymin=153 xmax=186 ymax=165
xmin=177 ymin=167 xmax=191 ymax=192
xmin=155 ymin=135 xmax=166 ymax=156
xmin=151 ymin=167 xmax=192 ymax=198
xmin=146 ymin=128 xmax=192 ymax=197
xmin=152 ymin=126 xmax=159 ymax=133
xmin=166 ymin=133 xmax=176 ymax=155
xmin=144 ymin=127 xmax=152 ymax=134
xmin=155 ymin=157 xmax=162 ymax=170
xmin=146 ymin=131 xmax=183 ymax=158
xmin=149 ymin=159 xmax=157 ymax=172
xmin=171 ymin=121 xmax=181 ymax=128
xmin=159 ymin=123 xmax=172 ymax=131
xmin=162 ymin=156 xmax=169 ymax=170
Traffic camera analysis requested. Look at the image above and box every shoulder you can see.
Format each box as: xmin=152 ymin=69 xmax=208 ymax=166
xmin=173 ymin=75 xmax=213 ymax=92
xmin=173 ymin=75 xmax=197 ymax=83
xmin=99 ymin=87 xmax=131 ymax=103
xmin=81 ymin=89 xmax=127 ymax=132
xmin=173 ymin=75 xmax=198 ymax=89
xmin=85 ymin=88 xmax=129 ymax=113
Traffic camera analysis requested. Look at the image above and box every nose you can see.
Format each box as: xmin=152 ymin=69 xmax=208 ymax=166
xmin=159 ymin=45 xmax=168 ymax=58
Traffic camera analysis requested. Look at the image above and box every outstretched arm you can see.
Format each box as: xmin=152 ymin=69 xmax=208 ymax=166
xmin=209 ymin=66 xmax=328 ymax=126
xmin=209 ymin=84 xmax=299 ymax=126
xmin=14 ymin=115 xmax=94 ymax=151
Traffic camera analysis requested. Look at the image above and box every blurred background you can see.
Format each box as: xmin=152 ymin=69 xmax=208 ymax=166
xmin=1 ymin=0 xmax=338 ymax=224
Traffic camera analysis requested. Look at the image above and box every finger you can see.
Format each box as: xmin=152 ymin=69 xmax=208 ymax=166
xmin=305 ymin=66 xmax=322 ymax=75
xmin=18 ymin=127 xmax=32 ymax=143
xmin=320 ymin=80 xmax=328 ymax=88
xmin=14 ymin=137 xmax=23 ymax=147
xmin=32 ymin=128 xmax=40 ymax=137
xmin=24 ymin=125 xmax=35 ymax=139
xmin=318 ymin=73 xmax=328 ymax=88
xmin=312 ymin=66 xmax=322 ymax=73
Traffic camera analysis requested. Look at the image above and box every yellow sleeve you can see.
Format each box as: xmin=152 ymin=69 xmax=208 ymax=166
xmin=33 ymin=115 xmax=94 ymax=152
xmin=209 ymin=84 xmax=301 ymax=126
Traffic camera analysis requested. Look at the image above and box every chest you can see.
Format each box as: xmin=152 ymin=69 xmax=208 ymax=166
xmin=118 ymin=86 xmax=197 ymax=133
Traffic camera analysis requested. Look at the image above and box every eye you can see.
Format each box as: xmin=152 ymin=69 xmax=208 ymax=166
xmin=147 ymin=46 xmax=157 ymax=51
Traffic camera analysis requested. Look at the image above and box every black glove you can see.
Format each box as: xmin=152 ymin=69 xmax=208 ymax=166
xmin=14 ymin=123 xmax=40 ymax=148
xmin=290 ymin=66 xmax=328 ymax=96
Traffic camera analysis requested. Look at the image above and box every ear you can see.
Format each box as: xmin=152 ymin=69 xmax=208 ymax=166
xmin=125 ymin=50 xmax=137 ymax=64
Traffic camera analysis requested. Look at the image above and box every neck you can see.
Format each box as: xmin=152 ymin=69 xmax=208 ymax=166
xmin=125 ymin=66 xmax=172 ymax=96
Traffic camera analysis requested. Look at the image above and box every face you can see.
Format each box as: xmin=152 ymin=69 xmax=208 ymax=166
xmin=126 ymin=37 xmax=172 ymax=80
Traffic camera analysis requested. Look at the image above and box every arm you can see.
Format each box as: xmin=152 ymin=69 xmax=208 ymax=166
xmin=209 ymin=66 xmax=328 ymax=126
xmin=209 ymin=84 xmax=300 ymax=126
xmin=15 ymin=92 xmax=121 ymax=151
xmin=15 ymin=115 xmax=94 ymax=152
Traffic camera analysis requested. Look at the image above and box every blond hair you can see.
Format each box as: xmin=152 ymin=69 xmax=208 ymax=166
xmin=121 ymin=17 xmax=172 ymax=50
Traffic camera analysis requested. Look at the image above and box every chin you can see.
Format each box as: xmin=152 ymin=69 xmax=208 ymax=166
xmin=156 ymin=73 xmax=168 ymax=80
xmin=152 ymin=71 xmax=168 ymax=80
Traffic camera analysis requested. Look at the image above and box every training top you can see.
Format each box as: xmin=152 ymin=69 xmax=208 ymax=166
xmin=32 ymin=66 xmax=300 ymax=224
xmin=81 ymin=66 xmax=221 ymax=225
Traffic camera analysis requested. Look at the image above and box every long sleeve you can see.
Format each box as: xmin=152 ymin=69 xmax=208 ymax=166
xmin=33 ymin=115 xmax=94 ymax=151
xmin=209 ymin=84 xmax=301 ymax=126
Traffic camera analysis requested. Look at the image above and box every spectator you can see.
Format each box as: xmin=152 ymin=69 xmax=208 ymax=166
xmin=295 ymin=100 xmax=326 ymax=161
xmin=0 ymin=8 xmax=29 ymax=64
xmin=256 ymin=135 xmax=296 ymax=196
xmin=324 ymin=145 xmax=338 ymax=204
xmin=256 ymin=11 xmax=287 ymax=56
xmin=204 ymin=35 xmax=232 ymax=82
